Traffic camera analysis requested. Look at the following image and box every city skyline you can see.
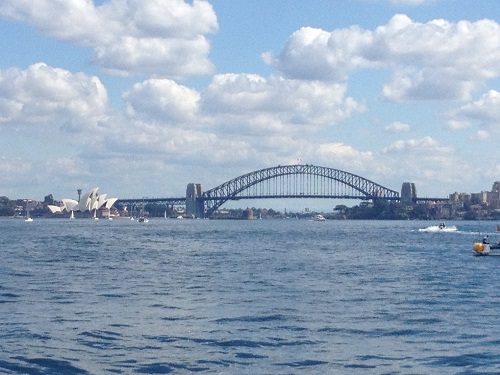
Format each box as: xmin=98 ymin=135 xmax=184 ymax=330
xmin=1 ymin=0 xmax=500 ymax=202
xmin=7 ymin=165 xmax=500 ymax=214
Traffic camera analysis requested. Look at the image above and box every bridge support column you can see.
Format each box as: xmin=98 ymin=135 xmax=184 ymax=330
xmin=186 ymin=183 xmax=204 ymax=218
xmin=401 ymin=182 xmax=417 ymax=205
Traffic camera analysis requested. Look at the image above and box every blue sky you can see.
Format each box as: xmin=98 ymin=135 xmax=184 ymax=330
xmin=1 ymin=0 xmax=500 ymax=208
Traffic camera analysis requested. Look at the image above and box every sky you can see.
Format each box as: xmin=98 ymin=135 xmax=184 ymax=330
xmin=1 ymin=0 xmax=500 ymax=208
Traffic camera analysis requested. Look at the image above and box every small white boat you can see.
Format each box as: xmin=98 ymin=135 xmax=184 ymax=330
xmin=313 ymin=214 xmax=326 ymax=221
xmin=419 ymin=223 xmax=457 ymax=233
xmin=24 ymin=208 xmax=33 ymax=222
xmin=138 ymin=217 xmax=149 ymax=223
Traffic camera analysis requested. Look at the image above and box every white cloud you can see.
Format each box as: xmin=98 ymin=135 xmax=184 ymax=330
xmin=379 ymin=136 xmax=475 ymax=192
xmin=451 ymin=90 xmax=500 ymax=126
xmin=0 ymin=64 xmax=367 ymax=180
xmin=0 ymin=0 xmax=218 ymax=78
xmin=263 ymin=26 xmax=374 ymax=81
xmin=446 ymin=120 xmax=470 ymax=130
xmin=201 ymin=73 xmax=365 ymax=134
xmin=475 ymin=130 xmax=490 ymax=140
xmin=317 ymin=143 xmax=374 ymax=170
xmin=383 ymin=136 xmax=450 ymax=153
xmin=123 ymin=79 xmax=200 ymax=124
xmin=0 ymin=63 xmax=107 ymax=125
xmin=265 ymin=15 xmax=500 ymax=101
xmin=0 ymin=156 xmax=31 ymax=177
xmin=385 ymin=121 xmax=411 ymax=132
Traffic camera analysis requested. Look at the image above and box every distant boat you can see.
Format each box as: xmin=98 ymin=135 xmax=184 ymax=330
xmin=419 ymin=223 xmax=457 ymax=233
xmin=473 ymin=228 xmax=500 ymax=256
xmin=70 ymin=210 xmax=75 ymax=220
xmin=313 ymin=214 xmax=326 ymax=221
xmin=24 ymin=208 xmax=33 ymax=222
xmin=138 ymin=200 xmax=148 ymax=222
xmin=473 ymin=242 xmax=500 ymax=256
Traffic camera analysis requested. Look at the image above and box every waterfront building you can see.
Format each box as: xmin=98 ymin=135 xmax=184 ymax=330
xmin=47 ymin=188 xmax=118 ymax=217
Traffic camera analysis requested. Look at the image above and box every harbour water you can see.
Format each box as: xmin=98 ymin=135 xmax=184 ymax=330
xmin=1 ymin=218 xmax=499 ymax=374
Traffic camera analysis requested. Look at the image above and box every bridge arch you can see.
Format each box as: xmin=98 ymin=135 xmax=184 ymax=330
xmin=201 ymin=164 xmax=399 ymax=217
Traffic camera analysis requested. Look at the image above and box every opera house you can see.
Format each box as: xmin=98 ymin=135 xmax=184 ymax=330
xmin=48 ymin=188 xmax=118 ymax=219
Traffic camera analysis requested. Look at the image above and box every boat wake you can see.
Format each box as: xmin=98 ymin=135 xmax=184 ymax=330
xmin=419 ymin=225 xmax=458 ymax=233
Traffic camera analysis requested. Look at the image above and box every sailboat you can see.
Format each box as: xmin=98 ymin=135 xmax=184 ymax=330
xmin=24 ymin=207 xmax=33 ymax=222
xmin=70 ymin=210 xmax=75 ymax=219
xmin=138 ymin=200 xmax=149 ymax=222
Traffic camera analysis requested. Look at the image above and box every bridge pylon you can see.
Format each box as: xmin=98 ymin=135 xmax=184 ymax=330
xmin=186 ymin=183 xmax=204 ymax=218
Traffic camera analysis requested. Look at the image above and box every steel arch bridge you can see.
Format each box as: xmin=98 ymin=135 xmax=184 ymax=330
xmin=201 ymin=164 xmax=399 ymax=217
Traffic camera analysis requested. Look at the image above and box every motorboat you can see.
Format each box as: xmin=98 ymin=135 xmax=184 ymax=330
xmin=138 ymin=217 xmax=149 ymax=223
xmin=313 ymin=214 xmax=326 ymax=221
xmin=473 ymin=242 xmax=500 ymax=256
xmin=419 ymin=223 xmax=457 ymax=232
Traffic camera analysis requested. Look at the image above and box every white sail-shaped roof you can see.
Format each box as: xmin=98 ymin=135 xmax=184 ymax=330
xmin=47 ymin=205 xmax=63 ymax=213
xmin=75 ymin=191 xmax=92 ymax=211
xmin=61 ymin=199 xmax=78 ymax=212
xmin=97 ymin=194 xmax=107 ymax=210
xmin=89 ymin=188 xmax=99 ymax=211
xmin=50 ymin=188 xmax=117 ymax=214
xmin=104 ymin=197 xmax=118 ymax=209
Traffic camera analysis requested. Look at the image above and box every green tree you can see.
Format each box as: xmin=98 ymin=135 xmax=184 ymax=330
xmin=0 ymin=196 xmax=15 ymax=216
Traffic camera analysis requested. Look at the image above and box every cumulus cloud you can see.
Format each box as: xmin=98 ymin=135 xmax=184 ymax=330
xmin=451 ymin=90 xmax=500 ymax=126
xmin=380 ymin=135 xmax=472 ymax=189
xmin=123 ymin=79 xmax=200 ymax=124
xmin=0 ymin=63 xmax=107 ymax=125
xmin=385 ymin=121 xmax=411 ymax=132
xmin=101 ymin=73 xmax=367 ymax=171
xmin=317 ymin=143 xmax=374 ymax=170
xmin=262 ymin=26 xmax=374 ymax=81
xmin=0 ymin=0 xmax=218 ymax=78
xmin=201 ymin=73 xmax=365 ymax=134
xmin=265 ymin=14 xmax=500 ymax=101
